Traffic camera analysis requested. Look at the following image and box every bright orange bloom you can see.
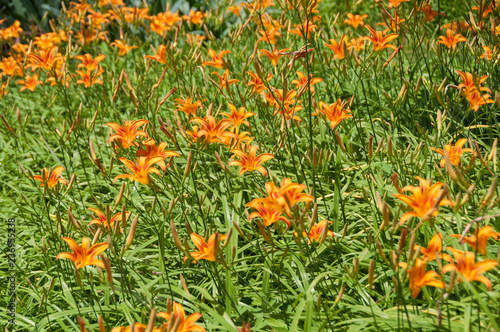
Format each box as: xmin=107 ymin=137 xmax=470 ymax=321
xmin=145 ymin=45 xmax=168 ymax=65
xmin=221 ymin=103 xmax=255 ymax=128
xmin=27 ymin=46 xmax=64 ymax=72
xmin=184 ymin=232 xmax=227 ymax=263
xmin=393 ymin=176 xmax=454 ymax=225
xmin=294 ymin=220 xmax=334 ymax=244
xmin=10 ymin=43 xmax=29 ymax=61
xmin=480 ymin=46 xmax=497 ymax=61
xmin=259 ymin=48 xmax=290 ymax=66
xmin=442 ymin=248 xmax=498 ymax=290
xmin=466 ymin=91 xmax=494 ymax=111
xmin=113 ymin=157 xmax=163 ymax=185
xmin=244 ymin=0 xmax=275 ymax=12
xmin=0 ymin=56 xmax=23 ymax=76
xmin=88 ymin=207 xmax=130 ymax=231
xmin=185 ymin=125 xmax=200 ymax=143
xmin=415 ymin=233 xmax=452 ymax=262
xmin=33 ymin=32 xmax=61 ymax=50
xmin=87 ymin=10 xmax=111 ymax=28
xmin=183 ymin=10 xmax=205 ymax=25
xmin=288 ymin=18 xmax=319 ymax=38
xmin=17 ymin=74 xmax=43 ymax=92
xmin=76 ymin=69 xmax=104 ymax=88
xmin=227 ymin=4 xmax=243 ymax=16
xmin=219 ymin=128 xmax=253 ymax=148
xmin=56 ymin=237 xmax=109 ymax=269
xmin=202 ymin=49 xmax=231 ymax=69
xmin=419 ymin=5 xmax=445 ymax=21
xmin=456 ymin=70 xmax=491 ymax=98
xmin=211 ymin=70 xmax=239 ymax=91
xmin=246 ymin=71 xmax=273 ymax=94
xmin=110 ymin=40 xmax=137 ymax=56
xmin=438 ymin=29 xmax=467 ymax=50
xmin=364 ymin=25 xmax=399 ymax=51
xmin=189 ymin=116 xmax=236 ymax=144
xmin=149 ymin=18 xmax=168 ymax=36
xmin=106 ymin=119 xmax=149 ymax=149
xmin=229 ymin=144 xmax=274 ymax=176
xmin=429 ymin=138 xmax=474 ymax=168
xmin=0 ymin=20 xmax=23 ymax=40
xmin=136 ymin=138 xmax=180 ymax=171
xmin=248 ymin=202 xmax=291 ymax=228
xmin=291 ymin=71 xmax=323 ymax=93
xmin=344 ymin=13 xmax=368 ymax=28
xmin=32 ymin=166 xmax=68 ymax=188
xmin=313 ymin=99 xmax=352 ymax=129
xmin=248 ymin=178 xmax=314 ymax=216
xmin=399 ymin=259 xmax=445 ymax=298
xmin=75 ymin=54 xmax=106 ymax=71
xmin=157 ymin=11 xmax=182 ymax=28
xmin=346 ymin=37 xmax=365 ymax=51
xmin=257 ymin=26 xmax=282 ymax=44
xmin=472 ymin=2 xmax=496 ymax=18
xmin=388 ymin=0 xmax=409 ymax=8
xmin=325 ymin=36 xmax=348 ymax=60
xmin=175 ymin=97 xmax=203 ymax=117
xmin=265 ymin=88 xmax=303 ymax=122
xmin=157 ymin=302 xmax=205 ymax=332
xmin=110 ymin=323 xmax=148 ymax=332
xmin=450 ymin=226 xmax=500 ymax=256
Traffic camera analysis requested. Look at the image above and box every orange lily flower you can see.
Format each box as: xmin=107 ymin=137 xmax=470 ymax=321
xmin=149 ymin=19 xmax=168 ymax=36
xmin=202 ymin=49 xmax=231 ymax=69
xmin=415 ymin=233 xmax=452 ymax=262
xmin=288 ymin=18 xmax=319 ymax=38
xmin=17 ymin=74 xmax=43 ymax=92
xmin=429 ymin=138 xmax=474 ymax=168
xmin=157 ymin=301 xmax=205 ymax=332
xmin=189 ymin=116 xmax=237 ymax=144
xmin=313 ymin=99 xmax=352 ymax=129
xmin=393 ymin=176 xmax=454 ymax=225
xmin=294 ymin=220 xmax=334 ymax=244
xmin=157 ymin=11 xmax=182 ymax=28
xmin=346 ymin=37 xmax=366 ymax=51
xmin=388 ymin=0 xmax=409 ymax=8
xmin=466 ymin=91 xmax=494 ymax=112
xmin=450 ymin=226 xmax=500 ymax=256
xmin=324 ymin=36 xmax=348 ymax=60
xmin=246 ymin=71 xmax=273 ymax=94
xmin=113 ymin=156 xmax=164 ymax=185
xmin=26 ymin=46 xmax=64 ymax=71
xmin=185 ymin=125 xmax=200 ymax=143
xmin=75 ymin=54 xmax=106 ymax=71
xmin=184 ymin=232 xmax=227 ymax=263
xmin=419 ymin=5 xmax=445 ymax=21
xmin=136 ymin=138 xmax=180 ymax=171
xmin=265 ymin=88 xmax=303 ymax=122
xmin=0 ymin=20 xmax=23 ymax=40
xmin=110 ymin=40 xmax=137 ymax=56
xmin=259 ymin=48 xmax=290 ymax=66
xmin=248 ymin=177 xmax=314 ymax=216
xmin=183 ymin=10 xmax=205 ymax=25
xmin=145 ymin=45 xmax=168 ymax=65
xmin=219 ymin=127 xmax=253 ymax=148
xmin=364 ymin=25 xmax=399 ymax=51
xmin=76 ymin=68 xmax=104 ymax=88
xmin=106 ymin=119 xmax=149 ymax=149
xmin=0 ymin=56 xmax=23 ymax=76
xmin=257 ymin=26 xmax=282 ymax=44
xmin=291 ymin=71 xmax=323 ymax=93
xmin=248 ymin=202 xmax=291 ymax=228
xmin=32 ymin=166 xmax=68 ymax=187
xmin=229 ymin=144 xmax=274 ymax=176
xmin=88 ymin=207 xmax=130 ymax=231
xmin=221 ymin=103 xmax=255 ymax=128
xmin=442 ymin=248 xmax=498 ymax=290
xmin=480 ymin=46 xmax=497 ymax=61
xmin=437 ymin=29 xmax=467 ymax=50
xmin=175 ymin=97 xmax=204 ymax=117
xmin=211 ymin=69 xmax=239 ymax=91
xmin=377 ymin=10 xmax=406 ymax=32
xmin=344 ymin=13 xmax=368 ymax=28
xmin=456 ymin=70 xmax=491 ymax=98
xmin=227 ymin=4 xmax=243 ymax=16
xmin=472 ymin=1 xmax=496 ymax=18
xmin=399 ymin=259 xmax=445 ymax=298
xmin=56 ymin=237 xmax=109 ymax=269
